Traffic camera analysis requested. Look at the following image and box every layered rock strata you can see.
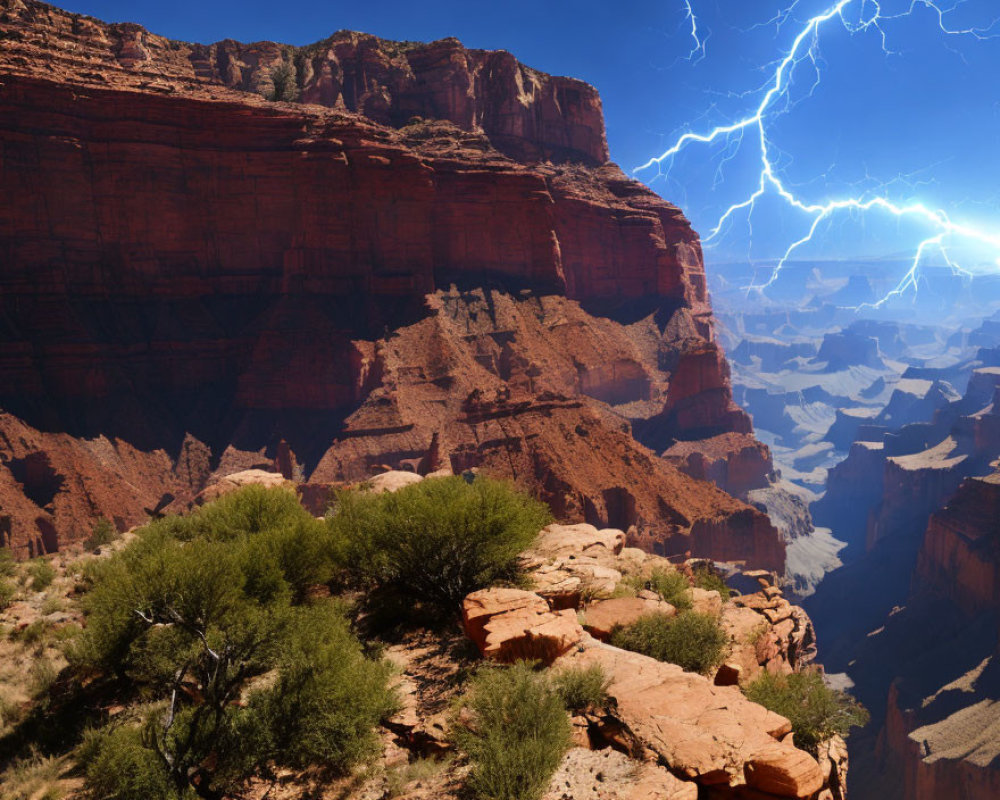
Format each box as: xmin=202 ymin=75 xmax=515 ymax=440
xmin=0 ymin=0 xmax=783 ymax=568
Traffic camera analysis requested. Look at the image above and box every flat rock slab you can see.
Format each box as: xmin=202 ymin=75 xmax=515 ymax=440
xmin=555 ymin=639 xmax=824 ymax=798
xmin=583 ymin=596 xmax=676 ymax=641
xmin=544 ymin=747 xmax=698 ymax=800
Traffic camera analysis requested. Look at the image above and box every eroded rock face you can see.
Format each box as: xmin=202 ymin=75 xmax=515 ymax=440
xmin=663 ymin=433 xmax=773 ymax=498
xmin=0 ymin=0 xmax=781 ymax=570
xmin=914 ymin=472 xmax=1000 ymax=615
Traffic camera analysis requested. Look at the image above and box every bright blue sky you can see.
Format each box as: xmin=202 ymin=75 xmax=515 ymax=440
xmin=56 ymin=0 xmax=1000 ymax=277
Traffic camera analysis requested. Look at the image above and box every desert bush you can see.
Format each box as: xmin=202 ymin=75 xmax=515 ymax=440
xmin=82 ymin=725 xmax=176 ymax=800
xmin=385 ymin=755 xmax=452 ymax=798
xmin=0 ymin=579 xmax=15 ymax=610
xmin=625 ymin=567 xmax=692 ymax=610
xmin=552 ymin=663 xmax=610 ymax=712
xmin=692 ymin=563 xmax=731 ymax=596
xmin=40 ymin=596 xmax=63 ymax=616
xmin=10 ymin=620 xmax=50 ymax=646
xmin=72 ymin=487 xmax=394 ymax=798
xmin=330 ymin=476 xmax=550 ymax=617
xmin=453 ymin=662 xmax=570 ymax=800
xmin=260 ymin=61 xmax=299 ymax=102
xmin=0 ymin=548 xmax=15 ymax=577
xmin=0 ymin=749 xmax=66 ymax=800
xmin=28 ymin=658 xmax=58 ymax=698
xmin=83 ymin=518 xmax=118 ymax=553
xmin=27 ymin=559 xmax=55 ymax=592
xmin=155 ymin=484 xmax=336 ymax=601
xmin=743 ymin=671 xmax=870 ymax=754
xmin=609 ymin=611 xmax=727 ymax=675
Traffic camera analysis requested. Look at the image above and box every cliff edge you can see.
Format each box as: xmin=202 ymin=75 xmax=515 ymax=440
xmin=0 ymin=0 xmax=782 ymax=570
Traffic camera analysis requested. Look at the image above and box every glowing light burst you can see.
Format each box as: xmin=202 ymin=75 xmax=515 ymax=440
xmin=636 ymin=0 xmax=1000 ymax=309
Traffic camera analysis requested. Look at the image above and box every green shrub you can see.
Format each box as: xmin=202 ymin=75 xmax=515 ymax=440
xmin=454 ymin=662 xmax=570 ymax=800
xmin=83 ymin=725 xmax=176 ymax=800
xmin=692 ymin=563 xmax=731 ymax=596
xmin=626 ymin=567 xmax=692 ymax=610
xmin=0 ymin=579 xmax=15 ymax=610
xmin=27 ymin=559 xmax=55 ymax=592
xmin=552 ymin=663 xmax=610 ymax=712
xmin=610 ymin=612 xmax=727 ymax=675
xmin=83 ymin=518 xmax=118 ymax=552
xmin=743 ymin=671 xmax=870 ymax=754
xmin=72 ymin=486 xmax=394 ymax=798
xmin=260 ymin=61 xmax=299 ymax=102
xmin=28 ymin=658 xmax=58 ymax=698
xmin=0 ymin=548 xmax=15 ymax=578
xmin=10 ymin=620 xmax=50 ymax=646
xmin=330 ymin=476 xmax=550 ymax=617
xmin=385 ymin=756 xmax=452 ymax=798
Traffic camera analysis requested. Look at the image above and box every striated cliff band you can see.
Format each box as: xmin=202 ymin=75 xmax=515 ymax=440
xmin=0 ymin=0 xmax=784 ymax=569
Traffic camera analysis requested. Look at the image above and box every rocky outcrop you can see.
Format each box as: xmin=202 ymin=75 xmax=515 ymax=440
xmin=881 ymin=672 xmax=1000 ymax=800
xmin=0 ymin=1 xmax=608 ymax=164
xmin=462 ymin=588 xmax=584 ymax=664
xmin=0 ymin=1 xmax=782 ymax=569
xmin=816 ymin=331 xmax=884 ymax=371
xmin=522 ymin=523 xmax=815 ymax=683
xmin=556 ymin=641 xmax=826 ymax=798
xmin=663 ymin=433 xmax=773 ymax=498
xmin=456 ymin=524 xmax=845 ymax=798
xmin=806 ymin=378 xmax=1000 ymax=799
xmin=194 ymin=468 xmax=292 ymax=504
xmin=913 ymin=472 xmax=1000 ymax=615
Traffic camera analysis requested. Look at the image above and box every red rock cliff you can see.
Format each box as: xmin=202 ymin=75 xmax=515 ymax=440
xmin=0 ymin=0 xmax=779 ymax=569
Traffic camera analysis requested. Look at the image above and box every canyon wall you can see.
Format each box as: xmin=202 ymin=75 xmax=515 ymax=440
xmin=805 ymin=358 xmax=1000 ymax=799
xmin=0 ymin=1 xmax=781 ymax=567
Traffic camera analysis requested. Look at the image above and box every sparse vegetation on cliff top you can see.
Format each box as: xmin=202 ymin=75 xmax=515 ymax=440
xmin=329 ymin=475 xmax=551 ymax=620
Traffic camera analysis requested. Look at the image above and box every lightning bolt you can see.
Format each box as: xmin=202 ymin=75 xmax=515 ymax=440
xmin=682 ymin=0 xmax=708 ymax=63
xmin=637 ymin=0 xmax=1000 ymax=308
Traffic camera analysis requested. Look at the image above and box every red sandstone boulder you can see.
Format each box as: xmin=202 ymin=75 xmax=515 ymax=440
xmin=532 ymin=523 xmax=626 ymax=559
xmin=745 ymin=741 xmax=826 ymax=797
xmin=582 ymin=595 xmax=676 ymax=641
xmin=462 ymin=588 xmax=583 ymax=664
xmin=555 ymin=640 xmax=825 ymax=797
xmin=195 ymin=469 xmax=291 ymax=504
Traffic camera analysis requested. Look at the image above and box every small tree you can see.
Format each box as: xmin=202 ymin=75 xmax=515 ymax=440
xmin=453 ymin=662 xmax=571 ymax=800
xmin=74 ymin=487 xmax=395 ymax=799
xmin=84 ymin=518 xmax=118 ymax=552
xmin=609 ymin=611 xmax=727 ymax=675
xmin=329 ymin=476 xmax=550 ymax=617
xmin=692 ymin=563 xmax=731 ymax=596
xmin=26 ymin=559 xmax=55 ymax=592
xmin=626 ymin=567 xmax=692 ymax=610
xmin=743 ymin=671 xmax=869 ymax=755
xmin=261 ymin=61 xmax=299 ymax=102
xmin=551 ymin=663 xmax=610 ymax=713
